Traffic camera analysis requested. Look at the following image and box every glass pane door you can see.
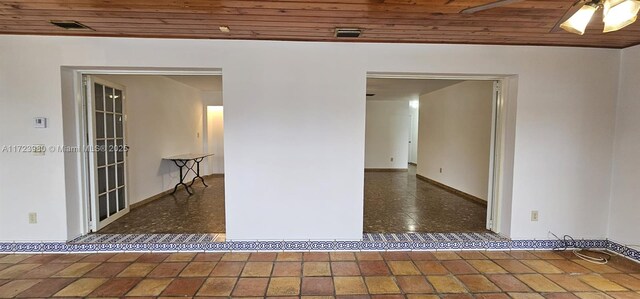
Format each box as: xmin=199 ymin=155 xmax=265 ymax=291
xmin=86 ymin=76 xmax=129 ymax=231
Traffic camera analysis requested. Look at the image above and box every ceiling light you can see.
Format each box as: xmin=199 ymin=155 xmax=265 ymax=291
xmin=219 ymin=26 xmax=230 ymax=32
xmin=560 ymin=3 xmax=599 ymax=35
xmin=335 ymin=28 xmax=361 ymax=38
xmin=50 ymin=20 xmax=93 ymax=31
xmin=603 ymin=0 xmax=640 ymax=32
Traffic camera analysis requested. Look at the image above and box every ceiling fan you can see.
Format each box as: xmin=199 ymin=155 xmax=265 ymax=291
xmin=460 ymin=0 xmax=640 ymax=35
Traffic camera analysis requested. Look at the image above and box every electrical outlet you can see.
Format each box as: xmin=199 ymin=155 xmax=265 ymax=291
xmin=440 ymin=168 xmax=443 ymax=173
xmin=390 ymin=157 xmax=394 ymax=162
xmin=531 ymin=210 xmax=539 ymax=222
xmin=28 ymin=212 xmax=37 ymax=224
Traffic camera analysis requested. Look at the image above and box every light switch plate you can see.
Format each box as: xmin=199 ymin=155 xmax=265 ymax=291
xmin=34 ymin=117 xmax=47 ymax=128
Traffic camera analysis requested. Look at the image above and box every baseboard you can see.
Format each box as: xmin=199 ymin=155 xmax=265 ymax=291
xmin=416 ymin=174 xmax=487 ymax=207
xmin=365 ymin=168 xmax=408 ymax=172
xmin=130 ymin=173 xmax=225 ymax=210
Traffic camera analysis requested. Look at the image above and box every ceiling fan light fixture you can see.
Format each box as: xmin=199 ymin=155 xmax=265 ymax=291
xmin=560 ymin=3 xmax=599 ymax=35
xmin=602 ymin=0 xmax=640 ymax=32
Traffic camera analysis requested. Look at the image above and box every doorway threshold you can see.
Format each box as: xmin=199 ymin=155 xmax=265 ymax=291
xmin=69 ymin=233 xmax=226 ymax=244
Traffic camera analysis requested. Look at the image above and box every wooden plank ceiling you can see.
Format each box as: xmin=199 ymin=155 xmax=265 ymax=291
xmin=1 ymin=0 xmax=639 ymax=48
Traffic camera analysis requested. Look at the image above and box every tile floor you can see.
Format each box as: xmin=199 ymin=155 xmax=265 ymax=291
xmin=100 ymin=165 xmax=486 ymax=234
xmin=0 ymin=250 xmax=638 ymax=298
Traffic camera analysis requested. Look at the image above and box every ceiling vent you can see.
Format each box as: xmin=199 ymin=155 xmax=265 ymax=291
xmin=335 ymin=28 xmax=361 ymax=38
xmin=50 ymin=20 xmax=94 ymax=31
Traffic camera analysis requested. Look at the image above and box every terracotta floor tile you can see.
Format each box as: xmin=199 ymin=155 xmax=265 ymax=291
xmin=508 ymin=292 xmax=546 ymax=299
xmin=532 ymin=251 xmax=566 ymax=260
xmin=406 ymin=295 xmax=441 ymax=299
xmin=0 ymin=255 xmax=33 ymax=264
xmin=468 ymin=260 xmax=508 ymax=274
xmin=20 ymin=254 xmax=61 ymax=264
xmin=579 ymin=274 xmax=628 ymax=292
xmin=573 ymin=261 xmax=621 ymax=274
xmin=330 ymin=252 xmax=356 ymax=261
xmin=359 ymin=261 xmax=391 ymax=276
xmin=79 ymin=253 xmax=117 ymax=263
xmin=277 ymin=253 xmax=303 ymax=262
xmin=546 ymin=261 xmax=591 ymax=274
xmin=356 ymin=252 xmax=384 ymax=261
xmin=522 ymin=260 xmax=565 ymax=274
xmin=365 ymin=276 xmax=401 ymax=294
xmin=415 ymin=261 xmax=450 ymax=275
xmin=302 ymin=296 xmax=337 ymax=299
xmin=305 ymin=253 xmax=330 ymax=262
xmin=608 ymin=257 xmax=640 ymax=274
xmin=483 ymin=252 xmax=513 ymax=260
xmin=475 ymin=293 xmax=512 ymax=299
xmin=302 ymin=277 xmax=334 ymax=295
xmin=387 ymin=261 xmax=421 ymax=275
xmin=573 ymin=291 xmax=615 ymax=299
xmin=136 ymin=253 xmax=170 ymax=263
xmin=84 ymin=262 xmax=129 ymax=277
xmin=487 ymin=274 xmax=532 ymax=292
xmin=442 ymin=260 xmax=479 ymax=274
xmin=180 ymin=261 xmax=216 ymax=277
xmin=396 ymin=275 xmax=434 ymax=293
xmin=304 ymin=262 xmax=332 ymax=276
xmin=107 ymin=253 xmax=142 ymax=263
xmin=161 ymin=277 xmax=205 ymax=296
xmin=382 ymin=252 xmax=411 ymax=261
xmin=54 ymin=277 xmax=108 ymax=297
xmin=14 ymin=278 xmax=73 ymax=298
xmin=147 ymin=262 xmax=188 ymax=277
xmin=426 ymin=275 xmax=467 ymax=293
xmin=434 ymin=252 xmax=462 ymax=260
xmin=117 ymin=262 xmax=158 ymax=277
xmin=222 ymin=252 xmax=250 ymax=262
xmin=249 ymin=252 xmax=278 ymax=262
xmin=440 ymin=294 xmax=475 ymax=299
xmin=334 ymin=276 xmax=368 ymax=295
xmin=0 ymin=279 xmax=41 ymax=298
xmin=51 ymin=254 xmax=88 ymax=263
xmin=88 ymin=277 xmax=141 ymax=297
xmin=126 ymin=278 xmax=173 ymax=296
xmin=197 ymin=277 xmax=237 ymax=296
xmin=458 ymin=252 xmax=488 ymax=260
xmin=602 ymin=274 xmax=640 ymax=291
xmin=232 ymin=277 xmax=269 ymax=296
xmin=53 ymin=262 xmax=100 ymax=277
xmin=0 ymin=264 xmax=40 ymax=279
xmin=164 ymin=252 xmax=197 ymax=262
xmin=495 ymin=260 xmax=536 ymax=274
xmin=409 ymin=252 xmax=437 ymax=261
xmin=510 ymin=251 xmax=540 ymax=260
xmin=543 ymin=293 xmax=582 ymax=299
xmin=516 ymin=274 xmax=566 ymax=292
xmin=332 ymin=262 xmax=361 ymax=276
xmin=0 ymin=265 xmax=9 ymax=272
xmin=242 ymin=262 xmax=274 ymax=277
xmin=267 ymin=277 xmax=301 ymax=296
xmin=19 ymin=263 xmax=69 ymax=279
xmin=273 ymin=262 xmax=302 ymax=276
xmin=607 ymin=291 xmax=640 ymax=299
xmin=210 ymin=261 xmax=245 ymax=277
xmin=457 ymin=275 xmax=501 ymax=293
xmin=545 ymin=274 xmax=596 ymax=292
xmin=193 ymin=252 xmax=225 ymax=262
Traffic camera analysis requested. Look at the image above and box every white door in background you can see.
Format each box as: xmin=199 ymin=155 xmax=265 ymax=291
xmin=85 ymin=76 xmax=130 ymax=231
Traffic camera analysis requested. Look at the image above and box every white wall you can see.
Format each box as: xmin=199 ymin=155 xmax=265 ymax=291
xmin=97 ymin=75 xmax=204 ymax=205
xmin=417 ymin=81 xmax=494 ymax=200
xmin=608 ymin=44 xmax=640 ymax=248
xmin=365 ymin=100 xmax=410 ymax=169
xmin=409 ymin=100 xmax=419 ymax=164
xmin=0 ymin=35 xmax=620 ymax=241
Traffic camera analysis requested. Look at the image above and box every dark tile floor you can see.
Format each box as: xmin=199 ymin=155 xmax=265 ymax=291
xmin=364 ymin=165 xmax=488 ymax=233
xmin=100 ymin=165 xmax=486 ymax=234
xmin=0 ymin=250 xmax=638 ymax=298
xmin=99 ymin=176 xmax=226 ymax=234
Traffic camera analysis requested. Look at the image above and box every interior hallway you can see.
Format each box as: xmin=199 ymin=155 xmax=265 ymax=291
xmin=364 ymin=165 xmax=488 ymax=233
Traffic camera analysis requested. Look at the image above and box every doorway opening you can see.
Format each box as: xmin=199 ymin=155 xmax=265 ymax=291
xmin=364 ymin=73 xmax=509 ymax=234
xmin=80 ymin=73 xmax=225 ymax=238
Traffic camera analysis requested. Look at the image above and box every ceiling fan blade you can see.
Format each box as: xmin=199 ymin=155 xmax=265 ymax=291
xmin=550 ymin=0 xmax=586 ymax=32
xmin=460 ymin=0 xmax=526 ymax=14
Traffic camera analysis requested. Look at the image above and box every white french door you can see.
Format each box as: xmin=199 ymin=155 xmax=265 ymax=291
xmin=85 ymin=76 xmax=130 ymax=231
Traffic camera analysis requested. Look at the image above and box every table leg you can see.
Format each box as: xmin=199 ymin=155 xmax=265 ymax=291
xmin=189 ymin=157 xmax=208 ymax=187
xmin=172 ymin=160 xmax=193 ymax=195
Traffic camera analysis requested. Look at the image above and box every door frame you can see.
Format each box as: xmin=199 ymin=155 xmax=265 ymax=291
xmin=70 ymin=68 xmax=223 ymax=236
xmin=365 ymin=72 xmax=517 ymax=235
